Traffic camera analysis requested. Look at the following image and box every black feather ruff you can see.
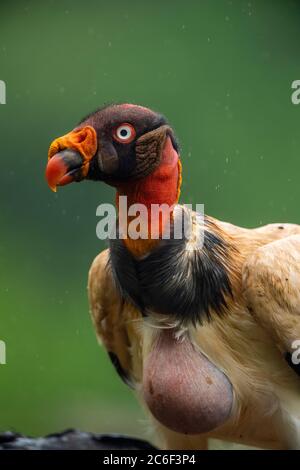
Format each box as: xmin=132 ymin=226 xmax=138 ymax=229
xmin=109 ymin=208 xmax=234 ymax=325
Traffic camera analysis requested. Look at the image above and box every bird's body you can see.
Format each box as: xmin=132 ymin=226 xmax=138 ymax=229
xmin=46 ymin=103 xmax=300 ymax=449
xmin=88 ymin=211 xmax=300 ymax=449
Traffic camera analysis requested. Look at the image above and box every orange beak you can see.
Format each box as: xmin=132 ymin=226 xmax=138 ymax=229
xmin=46 ymin=126 xmax=97 ymax=192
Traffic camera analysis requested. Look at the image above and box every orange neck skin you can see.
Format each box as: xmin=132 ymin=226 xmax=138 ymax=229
xmin=116 ymin=137 xmax=182 ymax=258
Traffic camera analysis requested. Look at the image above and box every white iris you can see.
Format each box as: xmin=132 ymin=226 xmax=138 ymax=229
xmin=116 ymin=125 xmax=132 ymax=140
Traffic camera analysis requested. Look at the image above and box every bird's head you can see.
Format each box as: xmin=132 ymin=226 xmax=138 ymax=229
xmin=46 ymin=103 xmax=180 ymax=193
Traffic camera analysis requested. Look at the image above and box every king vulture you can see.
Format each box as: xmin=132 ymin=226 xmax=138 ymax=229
xmin=45 ymin=103 xmax=300 ymax=449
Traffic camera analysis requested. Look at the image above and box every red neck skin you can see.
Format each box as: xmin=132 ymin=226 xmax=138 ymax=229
xmin=116 ymin=136 xmax=182 ymax=257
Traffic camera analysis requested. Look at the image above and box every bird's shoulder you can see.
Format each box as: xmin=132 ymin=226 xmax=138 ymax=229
xmin=88 ymin=249 xmax=143 ymax=387
xmin=216 ymin=218 xmax=300 ymax=248
xmin=241 ymin=233 xmax=300 ymax=378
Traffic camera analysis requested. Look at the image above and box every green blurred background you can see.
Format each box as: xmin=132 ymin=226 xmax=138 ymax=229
xmin=1 ymin=0 xmax=300 ymax=447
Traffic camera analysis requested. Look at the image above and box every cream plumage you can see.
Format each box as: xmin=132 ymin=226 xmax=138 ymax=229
xmin=88 ymin=216 xmax=300 ymax=449
xmin=46 ymin=104 xmax=300 ymax=449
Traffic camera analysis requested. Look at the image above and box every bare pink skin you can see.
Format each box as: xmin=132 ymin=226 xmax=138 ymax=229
xmin=143 ymin=330 xmax=233 ymax=435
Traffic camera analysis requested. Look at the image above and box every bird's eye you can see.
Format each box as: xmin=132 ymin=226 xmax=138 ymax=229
xmin=114 ymin=123 xmax=136 ymax=144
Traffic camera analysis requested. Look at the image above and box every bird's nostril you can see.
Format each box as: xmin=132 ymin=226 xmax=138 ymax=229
xmin=75 ymin=131 xmax=88 ymax=143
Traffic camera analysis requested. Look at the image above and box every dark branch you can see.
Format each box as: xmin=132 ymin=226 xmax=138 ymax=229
xmin=0 ymin=429 xmax=156 ymax=450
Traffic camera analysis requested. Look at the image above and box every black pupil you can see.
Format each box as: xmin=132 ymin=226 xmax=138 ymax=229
xmin=120 ymin=128 xmax=128 ymax=137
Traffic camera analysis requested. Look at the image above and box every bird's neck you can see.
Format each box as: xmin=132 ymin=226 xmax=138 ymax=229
xmin=116 ymin=138 xmax=182 ymax=257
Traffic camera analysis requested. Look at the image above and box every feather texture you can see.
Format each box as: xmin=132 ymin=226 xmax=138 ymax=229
xmin=88 ymin=209 xmax=300 ymax=449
